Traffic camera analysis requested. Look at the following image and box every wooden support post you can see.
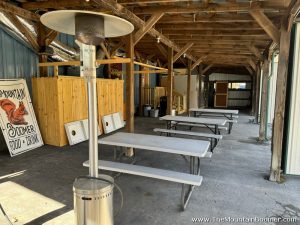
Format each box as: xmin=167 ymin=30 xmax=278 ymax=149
xmin=254 ymin=64 xmax=261 ymax=123
xmin=144 ymin=67 xmax=150 ymax=88
xmin=54 ymin=66 xmax=59 ymax=77
xmin=167 ymin=47 xmax=173 ymax=115
xmin=198 ymin=64 xmax=203 ymax=108
xmin=187 ymin=59 xmax=192 ymax=111
xmin=125 ymin=33 xmax=134 ymax=157
xmin=251 ymin=73 xmax=256 ymax=116
xmin=259 ymin=59 xmax=270 ymax=141
xmin=270 ymin=23 xmax=291 ymax=182
xmin=37 ymin=22 xmax=48 ymax=77
xmin=139 ymin=67 xmax=145 ymax=116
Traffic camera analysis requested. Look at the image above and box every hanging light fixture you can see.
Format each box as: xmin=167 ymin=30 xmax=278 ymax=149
xmin=157 ymin=36 xmax=161 ymax=43
xmin=41 ymin=10 xmax=133 ymax=225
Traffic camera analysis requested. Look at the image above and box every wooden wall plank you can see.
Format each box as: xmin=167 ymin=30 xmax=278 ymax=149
xmin=32 ymin=77 xmax=124 ymax=146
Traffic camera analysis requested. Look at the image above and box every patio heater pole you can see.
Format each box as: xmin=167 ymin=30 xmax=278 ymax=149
xmin=41 ymin=10 xmax=133 ymax=225
xmin=81 ymin=44 xmax=99 ymax=178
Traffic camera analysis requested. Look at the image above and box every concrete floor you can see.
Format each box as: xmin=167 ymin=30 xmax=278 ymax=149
xmin=0 ymin=114 xmax=299 ymax=225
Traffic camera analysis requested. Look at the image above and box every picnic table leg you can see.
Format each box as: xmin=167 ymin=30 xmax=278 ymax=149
xmin=181 ymin=157 xmax=200 ymax=211
xmin=228 ymin=122 xmax=233 ymax=134
xmin=215 ymin=125 xmax=219 ymax=135
xmin=228 ymin=113 xmax=233 ymax=134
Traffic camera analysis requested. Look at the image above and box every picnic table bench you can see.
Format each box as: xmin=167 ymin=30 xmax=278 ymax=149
xmin=153 ymin=128 xmax=223 ymax=151
xmin=160 ymin=115 xmax=227 ymax=135
xmin=83 ymin=132 xmax=210 ymax=210
xmin=189 ymin=108 xmax=239 ymax=134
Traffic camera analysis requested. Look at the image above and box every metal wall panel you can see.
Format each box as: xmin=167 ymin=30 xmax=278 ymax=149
xmin=56 ymin=33 xmax=76 ymax=48
xmin=209 ymin=73 xmax=251 ymax=81
xmin=0 ymin=27 xmax=38 ymax=92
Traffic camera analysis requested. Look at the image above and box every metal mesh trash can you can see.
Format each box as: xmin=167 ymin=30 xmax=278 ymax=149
xmin=73 ymin=175 xmax=114 ymax=225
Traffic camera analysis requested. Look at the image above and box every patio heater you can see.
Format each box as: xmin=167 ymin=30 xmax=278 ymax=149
xmin=41 ymin=10 xmax=133 ymax=225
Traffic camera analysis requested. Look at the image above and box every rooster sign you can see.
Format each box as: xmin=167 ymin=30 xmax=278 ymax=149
xmin=0 ymin=79 xmax=43 ymax=156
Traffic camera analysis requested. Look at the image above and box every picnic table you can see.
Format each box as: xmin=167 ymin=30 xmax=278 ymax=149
xmin=83 ymin=132 xmax=210 ymax=210
xmin=189 ymin=108 xmax=239 ymax=120
xmin=159 ymin=115 xmax=227 ymax=134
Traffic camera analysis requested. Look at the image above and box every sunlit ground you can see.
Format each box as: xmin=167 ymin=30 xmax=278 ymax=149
xmin=0 ymin=171 xmax=74 ymax=225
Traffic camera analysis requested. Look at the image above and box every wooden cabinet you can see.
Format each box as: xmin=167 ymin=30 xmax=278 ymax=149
xmin=214 ymin=82 xmax=228 ymax=108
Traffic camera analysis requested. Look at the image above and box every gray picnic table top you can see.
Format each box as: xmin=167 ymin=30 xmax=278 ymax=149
xmin=189 ymin=108 xmax=239 ymax=115
xmin=160 ymin=115 xmax=227 ymax=126
xmin=98 ymin=132 xmax=210 ymax=158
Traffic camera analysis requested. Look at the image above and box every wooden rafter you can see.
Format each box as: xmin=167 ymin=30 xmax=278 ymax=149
xmin=248 ymin=58 xmax=257 ymax=71
xmin=173 ymin=42 xmax=193 ymax=63
xmin=100 ymin=43 xmax=111 ymax=59
xmin=133 ymin=2 xmax=284 ymax=14
xmin=45 ymin=30 xmax=59 ymax=46
xmin=5 ymin=13 xmax=39 ymax=51
xmin=246 ymin=44 xmax=265 ymax=61
xmin=0 ymin=1 xmax=39 ymax=21
xmin=202 ymin=64 xmax=213 ymax=75
xmin=134 ymin=12 xmax=164 ymax=45
xmin=87 ymin=0 xmax=198 ymax=61
xmin=245 ymin=66 xmax=254 ymax=75
xmin=249 ymin=7 xmax=281 ymax=44
xmin=191 ymin=56 xmax=207 ymax=70
xmin=155 ymin=43 xmax=168 ymax=59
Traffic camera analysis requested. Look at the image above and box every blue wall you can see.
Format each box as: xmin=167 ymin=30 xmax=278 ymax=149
xmin=0 ymin=26 xmax=39 ymax=92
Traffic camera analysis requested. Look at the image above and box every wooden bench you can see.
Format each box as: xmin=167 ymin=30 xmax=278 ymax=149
xmin=84 ymin=132 xmax=210 ymax=210
xmin=153 ymin=128 xmax=222 ymax=151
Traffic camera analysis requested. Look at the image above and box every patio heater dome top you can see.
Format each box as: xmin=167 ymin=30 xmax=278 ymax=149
xmin=41 ymin=10 xmax=134 ymax=45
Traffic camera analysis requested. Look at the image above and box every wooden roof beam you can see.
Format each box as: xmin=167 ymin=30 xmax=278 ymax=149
xmin=245 ymin=65 xmax=254 ymax=75
xmin=158 ymin=14 xmax=281 ymax=24
xmin=0 ymin=1 xmax=39 ymax=22
xmin=163 ymin=30 xmax=267 ymax=36
xmin=202 ymin=64 xmax=213 ymax=75
xmin=169 ymin=36 xmax=270 ymax=41
xmin=249 ymin=7 xmax=281 ymax=44
xmin=173 ymin=42 xmax=193 ymax=62
xmin=5 ymin=13 xmax=39 ymax=51
xmin=156 ymin=23 xmax=263 ymax=30
xmin=100 ymin=43 xmax=111 ymax=59
xmin=248 ymin=59 xmax=257 ymax=71
xmin=118 ymin=0 xmax=191 ymax=5
xmin=155 ymin=43 xmax=168 ymax=59
xmin=246 ymin=44 xmax=265 ymax=61
xmin=287 ymin=0 xmax=300 ymax=31
xmin=45 ymin=30 xmax=59 ymax=46
xmin=92 ymin=0 xmax=197 ymax=62
xmin=134 ymin=12 xmax=164 ymax=45
xmin=22 ymin=0 xmax=95 ymax=10
xmin=133 ymin=2 xmax=284 ymax=14
xmin=191 ymin=56 xmax=207 ymax=70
